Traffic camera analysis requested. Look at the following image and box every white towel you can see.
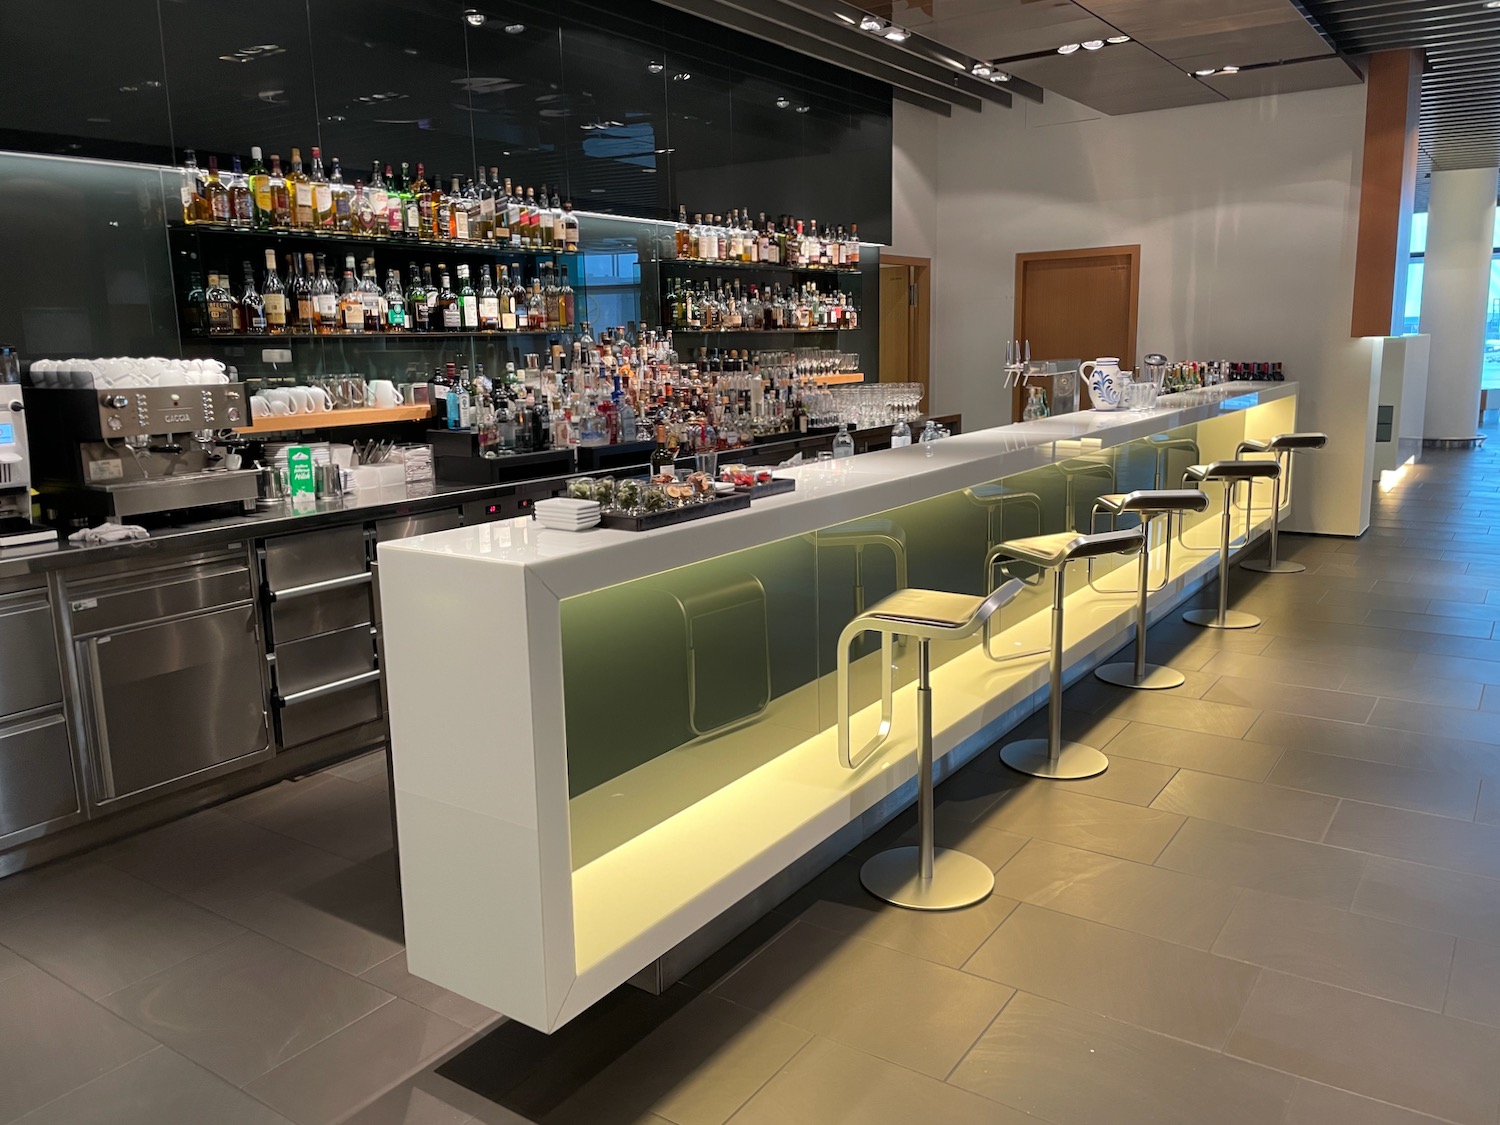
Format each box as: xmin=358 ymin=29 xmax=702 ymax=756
xmin=68 ymin=524 xmax=150 ymax=545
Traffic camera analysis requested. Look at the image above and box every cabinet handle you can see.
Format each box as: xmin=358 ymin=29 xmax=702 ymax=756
xmin=82 ymin=637 xmax=118 ymax=800
xmin=276 ymin=669 xmax=382 ymax=707
xmin=267 ymin=572 xmax=372 ymax=602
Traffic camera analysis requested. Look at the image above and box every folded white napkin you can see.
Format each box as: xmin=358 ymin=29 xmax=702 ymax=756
xmin=68 ymin=524 xmax=150 ymax=545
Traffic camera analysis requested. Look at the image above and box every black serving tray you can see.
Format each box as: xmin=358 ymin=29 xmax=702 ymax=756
xmin=735 ymin=475 xmax=797 ymax=498
xmin=598 ymin=491 xmax=751 ymax=531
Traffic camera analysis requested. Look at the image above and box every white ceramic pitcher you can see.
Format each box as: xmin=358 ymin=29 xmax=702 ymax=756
xmin=1079 ymin=357 xmax=1125 ymax=410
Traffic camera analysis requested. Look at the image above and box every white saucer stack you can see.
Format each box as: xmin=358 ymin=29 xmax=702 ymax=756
xmin=535 ymin=498 xmax=601 ymax=531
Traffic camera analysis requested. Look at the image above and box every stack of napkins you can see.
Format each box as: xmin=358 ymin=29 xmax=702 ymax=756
xmin=535 ymin=497 xmax=601 ymax=531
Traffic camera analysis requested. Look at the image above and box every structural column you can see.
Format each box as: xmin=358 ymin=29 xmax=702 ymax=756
xmin=1420 ymin=167 xmax=1497 ymax=442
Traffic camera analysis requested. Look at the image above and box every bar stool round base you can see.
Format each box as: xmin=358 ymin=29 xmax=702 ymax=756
xmin=1240 ymin=558 xmax=1307 ymax=574
xmin=1000 ymin=738 xmax=1109 ymax=780
xmin=860 ymin=847 xmax=995 ymax=911
xmin=1094 ymin=662 xmax=1186 ymax=690
xmin=1183 ymin=608 xmax=1261 ymax=629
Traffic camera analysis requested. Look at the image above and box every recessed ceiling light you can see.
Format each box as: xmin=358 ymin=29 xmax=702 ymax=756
xmin=796 ymin=104 xmax=812 ymax=113
xmin=1194 ymin=68 xmax=1216 ymax=76
xmin=883 ymin=25 xmax=910 ymax=40
xmin=1057 ymin=43 xmax=1080 ymax=55
xmin=647 ymin=61 xmax=664 ymax=73
xmin=1487 ymin=2 xmax=1500 ymax=9
xmin=991 ymin=72 xmax=1011 ymax=82
xmin=1106 ymin=35 xmax=1131 ymax=44
xmin=971 ymin=63 xmax=993 ymax=77
xmin=835 ymin=12 xmax=856 ymax=23
xmin=504 ymin=22 xmax=524 ymax=33
xmin=859 ymin=15 xmax=883 ymax=31
xmin=776 ymin=96 xmax=791 ymax=108
xmin=463 ymin=9 xmax=484 ymax=25
xmin=1082 ymin=40 xmax=1104 ymax=50
xmin=1220 ymin=65 xmax=1240 ymax=73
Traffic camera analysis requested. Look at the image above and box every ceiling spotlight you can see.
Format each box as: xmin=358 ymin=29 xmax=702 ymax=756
xmin=463 ymin=9 xmax=485 ymax=25
xmin=776 ymin=96 xmax=791 ymax=108
xmin=1082 ymin=39 xmax=1105 ymax=50
xmin=859 ymin=14 xmax=883 ymax=31
xmin=883 ymin=25 xmax=910 ymax=40
xmin=834 ymin=11 xmax=856 ymax=23
xmin=647 ymin=61 xmax=664 ymax=73
xmin=673 ymin=72 xmax=691 ymax=81
xmin=1106 ymin=35 xmax=1131 ymax=44
xmin=990 ymin=72 xmax=1011 ymax=82
xmin=1220 ymin=65 xmax=1240 ymax=73
xmin=1057 ymin=43 xmax=1080 ymax=54
xmin=504 ymin=22 xmax=524 ymax=33
xmin=796 ymin=104 xmax=811 ymax=113
xmin=971 ymin=63 xmax=993 ymax=77
xmin=1194 ymin=68 xmax=1216 ymax=76
xmin=1487 ymin=2 xmax=1500 ymax=8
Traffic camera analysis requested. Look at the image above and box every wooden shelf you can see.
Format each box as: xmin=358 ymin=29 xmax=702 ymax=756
xmin=233 ymin=404 xmax=431 ymax=434
xmin=812 ymin=371 xmax=865 ymax=385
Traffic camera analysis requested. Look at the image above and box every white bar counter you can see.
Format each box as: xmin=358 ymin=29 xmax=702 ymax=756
xmin=379 ymin=381 xmax=1298 ymax=1031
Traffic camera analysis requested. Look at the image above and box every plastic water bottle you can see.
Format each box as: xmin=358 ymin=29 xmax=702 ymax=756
xmin=832 ymin=422 xmax=855 ymax=459
xmin=890 ymin=419 xmax=912 ymax=448
xmin=919 ymin=420 xmax=941 ymax=446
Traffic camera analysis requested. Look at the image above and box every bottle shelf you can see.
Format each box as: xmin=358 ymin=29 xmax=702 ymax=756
xmin=169 ymin=222 xmax=578 ymax=260
xmin=667 ymin=327 xmax=849 ymax=337
xmin=186 ymin=328 xmax=569 ymax=344
xmin=233 ymin=404 xmax=432 ymax=434
xmin=659 ymin=258 xmax=861 ymax=279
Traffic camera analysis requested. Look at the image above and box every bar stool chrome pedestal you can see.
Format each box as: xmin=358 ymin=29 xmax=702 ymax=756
xmin=837 ymin=580 xmax=1026 ymax=910
xmin=1092 ymin=490 xmax=1211 ymax=689
xmin=992 ymin=529 xmax=1144 ymax=779
xmin=1235 ymin=432 xmax=1328 ymax=574
xmin=1181 ymin=460 xmax=1281 ymax=630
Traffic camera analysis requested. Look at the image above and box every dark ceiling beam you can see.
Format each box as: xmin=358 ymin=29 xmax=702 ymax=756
xmin=893 ymin=88 xmax=952 ymax=117
xmin=650 ymin=0 xmax=979 ymax=113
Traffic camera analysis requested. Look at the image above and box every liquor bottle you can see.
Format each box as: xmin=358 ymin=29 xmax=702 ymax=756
xmin=205 ymin=272 xmax=236 ymax=334
xmin=180 ymin=149 xmax=206 ymax=224
xmin=360 ymin=259 xmax=383 ymax=332
xmin=435 ymin=269 xmax=459 ymax=331
xmin=329 ymin=158 xmax=352 ymax=232
xmin=398 ymin=162 xmax=418 ymax=238
xmin=268 ymin=154 xmax=291 ymax=229
xmin=559 ymin=266 xmax=575 ymax=329
xmin=465 ymin=175 xmax=482 ymax=240
xmin=478 ymin=265 xmax=500 ymax=331
xmin=849 ymin=223 xmax=860 ymax=267
xmin=288 ymin=148 xmax=314 ymax=229
xmin=351 ymin=180 xmax=373 ymax=236
xmin=261 ymin=249 xmax=287 ymax=335
xmin=384 ymin=270 xmax=407 ymax=332
xmin=524 ymin=186 xmax=539 ymax=249
xmin=498 ymin=265 xmax=517 ymax=330
xmin=422 ymin=263 xmax=440 ymax=328
xmin=310 ymin=147 xmax=334 ymax=229
xmin=650 ymin=423 xmax=675 ymax=476
xmin=247 ymin=147 xmax=273 ymax=230
xmin=528 ymin=278 xmax=546 ymax=331
xmin=674 ymin=205 xmax=690 ymax=259
xmin=311 ymin=253 xmax=339 ymax=334
xmin=369 ymin=162 xmax=390 ymax=236
xmin=450 ymin=176 xmax=470 ymax=241
xmin=229 ymin=156 xmax=253 ymax=227
xmin=456 ymin=264 xmax=478 ymax=329
xmin=406 ymin=263 xmax=425 ymax=330
xmin=338 ymin=254 xmax=363 ymax=333
xmin=729 ymin=209 xmax=743 ymax=262
xmin=431 ymin=174 xmax=450 ymax=242
xmin=203 ymin=155 xmax=231 ymax=223
xmin=411 ymin=163 xmax=432 ymax=240
xmin=239 ymin=262 xmax=267 ymax=334
xmin=562 ymin=200 xmax=579 ymax=253
xmin=511 ymin=265 xmax=528 ymax=330
xmin=504 ymin=177 xmax=521 ymax=247
xmin=183 ymin=271 xmax=206 ymax=335
xmin=492 ymin=169 xmax=510 ymax=244
xmin=551 ymin=188 xmax=566 ymax=250
xmin=292 ymin=253 xmax=315 ymax=333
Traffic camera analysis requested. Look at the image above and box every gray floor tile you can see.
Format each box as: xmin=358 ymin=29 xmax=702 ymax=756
xmin=727 ymin=1035 xmax=1033 ymax=1125
xmin=1156 ymin=818 xmax=1367 ymax=906
xmin=966 ymin=784 xmax=1185 ymax=863
xmin=323 ymin=750 xmax=390 ymax=785
xmin=1102 ymin=721 xmax=1284 ymax=782
xmin=1261 ymin=634 xmax=1421 ymax=674
xmin=990 ymin=836 xmax=1242 ymax=949
xmin=340 ymin=1083 xmax=478 ymax=1125
xmin=1151 ymin=769 xmax=1339 ymax=841
xmin=1063 ymin=667 xmax=1219 ymax=712
xmin=981 ymin=749 xmax=1177 ymax=806
xmin=12 ymin=1046 xmax=296 ymax=1125
xmin=102 ymin=932 xmax=393 ymax=1087
xmin=0 ymin=860 xmax=169 ymax=925
xmin=245 ymin=999 xmax=471 ymax=1125
xmin=1477 ymin=778 xmax=1500 ymax=824
xmin=0 ymin=942 xmax=30 ymax=984
xmin=1364 ymin=609 xmax=1495 ymax=638
xmin=886 ymin=819 xmax=1029 ymax=873
xmin=1199 ymin=649 xmax=1347 ymax=690
xmin=949 ymin=990 xmax=1296 ymax=1125
xmin=0 ymin=886 xmax=243 ymax=999
xmin=1204 ymin=674 xmax=1377 ymax=724
xmin=0 ymin=968 xmax=157 ymax=1122
xmin=360 ymin=952 xmax=500 ymax=1031
xmin=1369 ymin=697 xmax=1500 ymax=746
xmin=234 ymin=776 xmax=395 ymax=864
xmin=1427 ymin=598 xmax=1500 ymax=621
xmin=1339 ymin=664 xmax=1486 ymax=709
xmin=1212 ymin=890 xmax=1455 ymax=1010
xmin=991 ymin=707 xmax=1128 ymax=751
xmin=1319 ymin=589 xmax=1433 ymax=614
xmin=544 ymin=994 xmax=809 ymax=1125
xmin=711 ymin=921 xmax=1012 ymax=1079
xmin=1244 ymin=710 xmax=1500 ymax=778
xmin=1079 ymin=690 xmax=1260 ymax=739
xmin=1226 ymin=971 xmax=1500 ymax=1124
xmin=1271 ymin=750 xmax=1480 ymax=820
xmin=777 ymin=858 xmax=1019 ymax=968
xmin=1353 ymin=856 xmax=1500 ymax=941
xmin=964 ymin=904 xmax=1259 ymax=1047
xmin=1327 ymin=800 xmax=1500 ymax=879
xmin=1484 ymin=684 xmax=1500 ymax=713
xmin=1283 ymin=1081 xmax=1454 ymax=1125
xmin=1444 ymin=941 xmax=1500 ymax=1031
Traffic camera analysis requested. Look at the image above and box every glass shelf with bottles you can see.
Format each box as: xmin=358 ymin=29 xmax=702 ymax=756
xmin=666 ymin=277 xmax=859 ymax=335
xmin=658 ymin=258 xmax=862 ymax=280
xmin=666 ymin=207 xmax=862 ymax=273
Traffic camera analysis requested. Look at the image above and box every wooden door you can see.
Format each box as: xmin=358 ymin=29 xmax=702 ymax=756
xmin=878 ymin=255 xmax=931 ymax=409
xmin=1014 ymin=245 xmax=1139 ymax=418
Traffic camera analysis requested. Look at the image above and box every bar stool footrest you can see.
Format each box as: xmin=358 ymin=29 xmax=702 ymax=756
xmin=1000 ymin=738 xmax=1109 ymax=780
xmin=1094 ymin=662 xmax=1186 ymax=690
xmin=1183 ymin=607 xmax=1261 ymax=629
xmin=1240 ymin=558 xmax=1306 ymax=574
xmin=860 ymin=846 xmax=995 ymax=911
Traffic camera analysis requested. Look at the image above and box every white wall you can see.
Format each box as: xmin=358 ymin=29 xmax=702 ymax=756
xmin=899 ymin=85 xmax=1377 ymax=535
xmin=891 ymin=98 xmax=938 ymax=260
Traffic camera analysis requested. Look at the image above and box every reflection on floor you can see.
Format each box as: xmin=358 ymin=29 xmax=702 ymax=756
xmin=4 ymin=431 xmax=1500 ymax=1124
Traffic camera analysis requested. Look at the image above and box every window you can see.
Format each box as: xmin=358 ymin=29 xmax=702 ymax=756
xmin=1404 ymin=209 xmax=1500 ymax=388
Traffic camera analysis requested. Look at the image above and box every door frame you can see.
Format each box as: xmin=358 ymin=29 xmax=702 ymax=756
xmin=1013 ymin=244 xmax=1142 ymax=370
xmin=879 ymin=253 xmax=931 ymax=398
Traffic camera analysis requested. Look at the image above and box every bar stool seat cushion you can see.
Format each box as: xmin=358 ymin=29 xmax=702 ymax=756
xmin=820 ymin=518 xmax=905 ymax=543
xmin=1240 ymin=432 xmax=1329 ymax=454
xmin=1184 ymin=460 xmax=1281 ymax=483
xmin=1095 ymin=489 xmax=1211 ymax=515
xmin=864 ymin=589 xmax=987 ymax=632
xmin=992 ymin=528 xmax=1142 ymax=569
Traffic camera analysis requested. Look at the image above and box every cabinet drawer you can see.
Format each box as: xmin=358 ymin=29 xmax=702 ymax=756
xmin=0 ymin=711 xmax=80 ymax=843
xmin=0 ymin=590 xmax=62 ymax=717
xmin=68 ymin=556 xmax=253 ymax=635
xmin=273 ymin=624 xmax=377 ymax=699
xmin=262 ymin=526 xmax=369 ymax=594
xmin=269 ymin=581 xmax=373 ymax=645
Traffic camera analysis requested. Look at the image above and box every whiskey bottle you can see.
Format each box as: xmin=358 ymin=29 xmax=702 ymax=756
xmin=513 ymin=267 xmax=530 ymax=330
xmin=492 ymin=169 xmax=511 ymax=243
xmin=560 ymin=266 xmax=575 ymax=328
xmin=476 ymin=169 xmax=494 ymax=241
xmin=384 ymin=270 xmax=407 ymax=332
xmin=528 ymin=278 xmax=546 ymax=331
xmin=338 ymin=254 xmax=363 ymax=333
xmin=450 ymin=176 xmax=470 ymax=242
xmin=412 ymin=164 xmax=433 ymax=240
xmin=360 ymin=258 xmax=383 ymax=332
xmin=398 ymin=163 xmax=417 ymax=238
xmin=674 ymin=205 xmax=691 ymax=259
xmin=369 ymin=162 xmax=390 ymax=236
xmin=435 ymin=269 xmax=460 ymax=332
xmin=179 ymin=149 xmax=206 ymax=224
xmin=229 ymin=156 xmax=253 ymax=228
xmin=351 ymin=180 xmax=373 ymax=237
xmin=248 ymin=147 xmax=273 ymax=230
xmin=500 ymin=265 xmax=518 ymax=331
xmin=311 ymin=253 xmax=339 ymax=334
xmin=203 ymin=155 xmax=231 ymax=223
xmin=562 ymin=199 xmax=579 ymax=252
xmin=551 ymin=188 xmax=566 ymax=250
xmin=523 ymin=186 xmax=539 ymax=249
xmin=310 ymin=147 xmax=334 ymax=229
xmin=205 ymin=272 xmax=235 ymax=334
xmin=422 ymin=264 xmax=439 ymax=328
xmin=288 ymin=148 xmax=314 ymax=230
xmin=478 ymin=265 xmax=500 ymax=331
xmin=240 ymin=262 xmax=267 ymax=334
xmin=405 ymin=263 xmax=425 ymax=330
xmin=183 ymin=271 xmax=206 ymax=335
xmin=456 ymin=264 xmax=478 ymax=330
xmin=261 ymin=249 xmax=287 ymax=335
xmin=268 ymin=154 xmax=291 ymax=229
xmin=329 ymin=158 xmax=352 ymax=232
xmin=291 ymin=253 xmax=315 ymax=333
xmin=503 ymin=177 xmax=521 ymax=247
xmin=431 ymin=174 xmax=449 ymax=242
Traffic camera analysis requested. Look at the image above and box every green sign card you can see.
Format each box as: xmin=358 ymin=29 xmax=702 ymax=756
xmin=287 ymin=445 xmax=316 ymax=508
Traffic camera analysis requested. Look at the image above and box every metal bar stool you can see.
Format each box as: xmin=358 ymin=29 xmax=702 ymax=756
xmin=992 ymin=529 xmax=1144 ymax=780
xmin=1093 ymin=490 xmax=1211 ymax=689
xmin=1057 ymin=457 xmax=1117 ymax=531
xmin=1235 ymin=432 xmax=1327 ymax=574
xmin=1181 ymin=461 xmax=1281 ymax=630
xmin=818 ymin=518 xmax=909 ymax=618
xmin=1145 ymin=434 xmax=1201 ymax=490
xmin=837 ymin=578 xmax=1026 ymax=910
xmin=965 ymin=482 xmax=1044 ymax=563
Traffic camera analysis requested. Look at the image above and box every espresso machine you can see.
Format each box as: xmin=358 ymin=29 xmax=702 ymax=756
xmin=0 ymin=383 xmax=58 ymax=547
xmin=24 ymin=383 xmax=261 ymax=521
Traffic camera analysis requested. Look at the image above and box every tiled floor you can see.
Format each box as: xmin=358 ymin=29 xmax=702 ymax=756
xmin=4 ymin=430 xmax=1500 ymax=1124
